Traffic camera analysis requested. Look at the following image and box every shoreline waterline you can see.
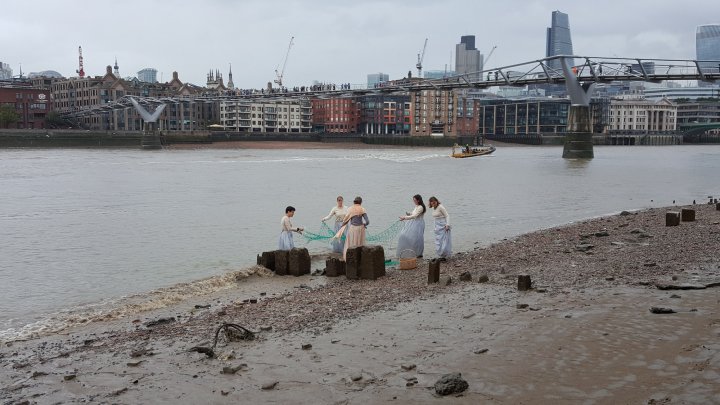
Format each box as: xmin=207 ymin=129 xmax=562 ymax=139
xmin=1 ymin=202 xmax=717 ymax=345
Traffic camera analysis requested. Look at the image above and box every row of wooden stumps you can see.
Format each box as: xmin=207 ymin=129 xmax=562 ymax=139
xmin=257 ymin=245 xmax=386 ymax=280
xmin=427 ymin=259 xmax=533 ymax=291
xmin=256 ymin=248 xmax=311 ymax=276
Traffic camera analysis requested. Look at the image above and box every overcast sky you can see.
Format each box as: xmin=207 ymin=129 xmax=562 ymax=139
xmin=1 ymin=0 xmax=718 ymax=88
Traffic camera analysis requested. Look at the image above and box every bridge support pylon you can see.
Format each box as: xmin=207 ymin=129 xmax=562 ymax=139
xmin=560 ymin=57 xmax=595 ymax=159
xmin=562 ymin=105 xmax=594 ymax=159
xmin=141 ymin=122 xmax=162 ymax=150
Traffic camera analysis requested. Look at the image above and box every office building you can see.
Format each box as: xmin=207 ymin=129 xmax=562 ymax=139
xmin=455 ymin=35 xmax=483 ymax=82
xmin=697 ymin=25 xmax=720 ymax=72
xmin=697 ymin=25 xmax=720 ymax=88
xmin=137 ymin=68 xmax=158 ymax=83
xmin=424 ymin=70 xmax=456 ymax=79
xmin=367 ymin=73 xmax=389 ymax=88
xmin=607 ymin=97 xmax=676 ymax=133
xmin=0 ymin=62 xmax=12 ymax=80
xmin=546 ymin=11 xmax=574 ymax=70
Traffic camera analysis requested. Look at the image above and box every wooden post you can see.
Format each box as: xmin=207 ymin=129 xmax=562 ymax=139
xmin=518 ymin=275 xmax=532 ymax=291
xmin=428 ymin=259 xmax=440 ymax=284
xmin=665 ymin=211 xmax=680 ymax=226
xmin=681 ymin=208 xmax=695 ymax=222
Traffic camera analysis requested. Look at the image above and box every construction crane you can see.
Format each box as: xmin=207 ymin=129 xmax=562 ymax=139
xmin=416 ymin=38 xmax=428 ymax=78
xmin=76 ymin=46 xmax=85 ymax=78
xmin=274 ymin=36 xmax=294 ymax=87
xmin=484 ymin=45 xmax=497 ymax=68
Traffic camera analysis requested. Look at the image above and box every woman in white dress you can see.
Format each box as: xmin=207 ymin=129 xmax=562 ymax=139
xmin=428 ymin=196 xmax=451 ymax=260
xmin=321 ymin=196 xmax=348 ymax=253
xmin=397 ymin=194 xmax=426 ymax=258
xmin=334 ymin=196 xmax=369 ymax=261
xmin=278 ymin=206 xmax=303 ymax=251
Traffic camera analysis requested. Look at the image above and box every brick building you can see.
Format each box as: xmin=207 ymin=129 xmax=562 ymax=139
xmin=311 ymin=98 xmax=360 ymax=133
xmin=51 ymin=67 xmax=219 ymax=131
xmin=410 ymin=89 xmax=480 ymax=137
xmin=0 ymin=80 xmax=52 ymax=129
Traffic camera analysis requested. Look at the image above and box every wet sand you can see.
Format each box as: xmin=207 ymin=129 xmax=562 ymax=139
xmin=2 ymin=204 xmax=719 ymax=404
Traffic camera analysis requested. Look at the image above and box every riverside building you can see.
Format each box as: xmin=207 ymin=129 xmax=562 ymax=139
xmin=0 ymin=80 xmax=52 ymax=129
xmin=220 ymin=100 xmax=312 ymax=133
xmin=410 ymin=89 xmax=480 ymax=137
xmin=51 ymin=66 xmax=218 ymax=131
xmin=607 ymin=97 xmax=677 ymax=133
xmin=311 ymin=98 xmax=360 ymax=133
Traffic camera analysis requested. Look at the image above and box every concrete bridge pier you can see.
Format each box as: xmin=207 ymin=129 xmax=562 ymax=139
xmin=141 ymin=122 xmax=162 ymax=150
xmin=561 ymin=57 xmax=595 ymax=159
xmin=562 ymin=105 xmax=594 ymax=158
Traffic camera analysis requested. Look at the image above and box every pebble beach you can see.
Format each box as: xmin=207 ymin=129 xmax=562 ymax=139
xmin=1 ymin=203 xmax=719 ymax=404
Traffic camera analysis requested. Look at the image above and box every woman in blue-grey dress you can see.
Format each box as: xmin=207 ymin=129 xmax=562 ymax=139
xmin=278 ymin=206 xmax=303 ymax=251
xmin=396 ymin=194 xmax=426 ymax=258
xmin=428 ymin=196 xmax=451 ymax=260
xmin=321 ymin=196 xmax=348 ymax=253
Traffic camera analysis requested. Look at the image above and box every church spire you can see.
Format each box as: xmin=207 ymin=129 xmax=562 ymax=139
xmin=227 ymin=63 xmax=235 ymax=89
xmin=113 ymin=57 xmax=119 ymax=76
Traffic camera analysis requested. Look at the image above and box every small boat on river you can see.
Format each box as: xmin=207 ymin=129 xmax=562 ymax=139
xmin=451 ymin=143 xmax=496 ymax=158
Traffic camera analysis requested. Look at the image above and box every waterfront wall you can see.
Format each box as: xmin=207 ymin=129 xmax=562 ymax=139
xmin=0 ymin=129 xmax=713 ymax=148
xmin=0 ymin=130 xmax=142 ymax=148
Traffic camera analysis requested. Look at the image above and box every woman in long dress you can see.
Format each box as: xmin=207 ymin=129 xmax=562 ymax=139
xmin=428 ymin=196 xmax=451 ymax=260
xmin=335 ymin=196 xmax=369 ymax=261
xmin=278 ymin=206 xmax=303 ymax=251
xmin=397 ymin=194 xmax=426 ymax=258
xmin=321 ymin=196 xmax=348 ymax=253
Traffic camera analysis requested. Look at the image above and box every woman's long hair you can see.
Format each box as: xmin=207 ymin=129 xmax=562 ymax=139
xmin=413 ymin=194 xmax=426 ymax=215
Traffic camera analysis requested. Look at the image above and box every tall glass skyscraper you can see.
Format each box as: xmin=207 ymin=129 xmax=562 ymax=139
xmin=696 ymin=24 xmax=720 ymax=73
xmin=546 ymin=10 xmax=574 ymax=70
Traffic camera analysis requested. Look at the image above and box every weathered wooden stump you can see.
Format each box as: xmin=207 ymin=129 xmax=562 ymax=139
xmin=518 ymin=275 xmax=532 ymax=291
xmin=666 ymin=211 xmax=680 ymax=226
xmin=325 ymin=258 xmax=346 ymax=277
xmin=257 ymin=251 xmax=276 ymax=271
xmin=274 ymin=250 xmax=289 ymax=276
xmin=359 ymin=245 xmax=385 ymax=280
xmin=428 ymin=259 xmax=440 ymax=284
xmin=288 ymin=248 xmax=311 ymax=277
xmin=345 ymin=247 xmax=362 ymax=280
xmin=681 ymin=208 xmax=695 ymax=222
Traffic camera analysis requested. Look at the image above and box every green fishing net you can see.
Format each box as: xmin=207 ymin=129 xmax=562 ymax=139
xmin=301 ymin=221 xmax=404 ymax=245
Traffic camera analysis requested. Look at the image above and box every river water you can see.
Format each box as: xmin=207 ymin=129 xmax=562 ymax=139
xmin=1 ymin=144 xmax=718 ymax=341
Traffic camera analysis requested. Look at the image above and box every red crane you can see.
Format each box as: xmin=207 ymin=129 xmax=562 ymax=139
xmin=76 ymin=46 xmax=85 ymax=78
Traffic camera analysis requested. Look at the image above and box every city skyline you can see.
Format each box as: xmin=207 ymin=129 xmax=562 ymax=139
xmin=1 ymin=0 xmax=719 ymax=88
